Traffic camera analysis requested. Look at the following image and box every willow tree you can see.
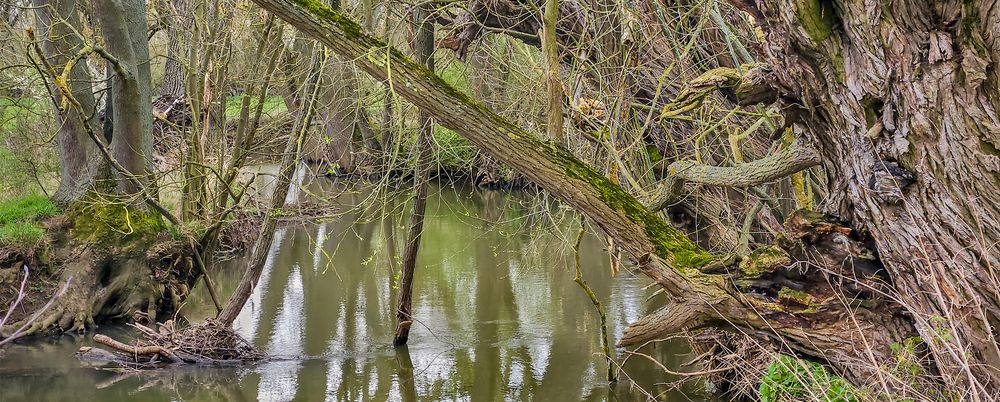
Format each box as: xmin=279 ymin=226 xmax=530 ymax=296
xmin=247 ymin=0 xmax=999 ymax=394
xmin=753 ymin=0 xmax=1000 ymax=391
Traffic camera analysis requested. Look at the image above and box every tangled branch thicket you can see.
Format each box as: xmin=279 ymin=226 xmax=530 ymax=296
xmin=85 ymin=320 xmax=263 ymax=367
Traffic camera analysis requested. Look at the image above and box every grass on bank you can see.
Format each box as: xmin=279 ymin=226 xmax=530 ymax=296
xmin=0 ymin=195 xmax=58 ymax=251
xmin=224 ymin=95 xmax=287 ymax=119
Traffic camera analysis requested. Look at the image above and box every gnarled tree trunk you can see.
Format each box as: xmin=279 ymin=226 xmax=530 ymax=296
xmin=751 ymin=0 xmax=1000 ymax=390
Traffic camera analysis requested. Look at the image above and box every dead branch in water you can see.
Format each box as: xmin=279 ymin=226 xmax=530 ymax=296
xmin=77 ymin=320 xmax=263 ymax=368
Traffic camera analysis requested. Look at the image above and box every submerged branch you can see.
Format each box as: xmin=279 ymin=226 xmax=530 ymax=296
xmin=574 ymin=220 xmax=616 ymax=383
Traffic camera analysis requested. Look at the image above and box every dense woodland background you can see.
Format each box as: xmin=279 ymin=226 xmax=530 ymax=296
xmin=2 ymin=0 xmax=1000 ymax=400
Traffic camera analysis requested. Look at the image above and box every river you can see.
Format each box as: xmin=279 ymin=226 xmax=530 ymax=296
xmin=0 ymin=172 xmax=714 ymax=401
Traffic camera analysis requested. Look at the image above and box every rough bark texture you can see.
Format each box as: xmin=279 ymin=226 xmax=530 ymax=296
xmin=749 ymin=0 xmax=1000 ymax=390
xmin=158 ymin=0 xmax=188 ymax=98
xmin=31 ymin=0 xmax=100 ymax=204
xmin=541 ymin=0 xmax=563 ymax=144
xmin=315 ymin=57 xmax=358 ymax=173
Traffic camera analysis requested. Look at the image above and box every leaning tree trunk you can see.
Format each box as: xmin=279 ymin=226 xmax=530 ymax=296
xmin=216 ymin=49 xmax=323 ymax=326
xmin=247 ymin=0 xmax=922 ymax=390
xmin=750 ymin=0 xmax=1000 ymax=391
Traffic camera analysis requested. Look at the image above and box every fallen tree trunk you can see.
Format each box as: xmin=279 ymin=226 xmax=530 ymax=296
xmin=246 ymin=0 xmax=919 ymax=390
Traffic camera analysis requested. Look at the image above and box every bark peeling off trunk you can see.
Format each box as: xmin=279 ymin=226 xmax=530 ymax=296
xmin=752 ymin=0 xmax=1000 ymax=388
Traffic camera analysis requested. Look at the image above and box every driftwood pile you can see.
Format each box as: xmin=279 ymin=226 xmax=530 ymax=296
xmin=76 ymin=320 xmax=263 ymax=368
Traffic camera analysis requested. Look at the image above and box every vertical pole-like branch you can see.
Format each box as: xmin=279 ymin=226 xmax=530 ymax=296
xmin=393 ymin=1 xmax=435 ymax=346
xmin=573 ymin=219 xmax=617 ymax=383
xmin=542 ymin=0 xmax=563 ymax=144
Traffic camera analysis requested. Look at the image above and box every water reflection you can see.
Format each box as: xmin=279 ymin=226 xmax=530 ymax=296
xmin=0 ymin=175 xmax=715 ymax=401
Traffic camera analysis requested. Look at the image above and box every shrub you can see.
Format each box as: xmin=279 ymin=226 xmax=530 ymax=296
xmin=759 ymin=355 xmax=858 ymax=402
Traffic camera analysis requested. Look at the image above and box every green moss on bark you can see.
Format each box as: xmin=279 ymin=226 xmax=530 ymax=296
xmin=740 ymin=245 xmax=791 ymax=277
xmin=69 ymin=200 xmax=165 ymax=245
xmin=778 ymin=287 xmax=815 ymax=306
xmin=544 ymin=142 xmax=716 ymax=270
xmin=796 ymin=0 xmax=836 ymax=43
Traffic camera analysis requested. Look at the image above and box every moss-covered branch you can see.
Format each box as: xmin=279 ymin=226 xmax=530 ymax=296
xmin=248 ymin=0 xmax=717 ymax=286
xmin=647 ymin=142 xmax=819 ymax=212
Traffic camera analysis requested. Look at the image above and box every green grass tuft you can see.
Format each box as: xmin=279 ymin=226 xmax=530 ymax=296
xmin=224 ymin=95 xmax=287 ymax=119
xmin=0 ymin=194 xmax=57 ymax=250
xmin=0 ymin=221 xmax=45 ymax=249
xmin=0 ymin=194 xmax=59 ymax=225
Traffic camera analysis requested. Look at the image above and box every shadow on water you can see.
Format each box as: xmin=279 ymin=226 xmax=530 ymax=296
xmin=0 ymin=171 xmax=718 ymax=401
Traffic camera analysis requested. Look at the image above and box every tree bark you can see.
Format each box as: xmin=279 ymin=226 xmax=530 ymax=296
xmin=158 ymin=0 xmax=188 ymax=98
xmin=393 ymin=1 xmax=435 ymax=346
xmin=31 ymin=0 xmax=100 ymax=204
xmin=749 ymin=0 xmax=1000 ymax=390
xmin=541 ymin=0 xmax=563 ymax=144
xmin=315 ymin=57 xmax=359 ymax=173
xmin=93 ymin=0 xmax=154 ymax=195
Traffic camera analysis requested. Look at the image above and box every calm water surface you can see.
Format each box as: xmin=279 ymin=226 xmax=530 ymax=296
xmin=0 ymin=174 xmax=714 ymax=401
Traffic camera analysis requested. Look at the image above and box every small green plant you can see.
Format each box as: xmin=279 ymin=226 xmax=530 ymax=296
xmin=224 ymin=95 xmax=287 ymax=119
xmin=759 ymin=355 xmax=858 ymax=402
xmin=432 ymin=126 xmax=478 ymax=170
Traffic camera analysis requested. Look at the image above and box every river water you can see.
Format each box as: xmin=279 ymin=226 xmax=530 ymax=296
xmin=0 ymin=174 xmax=714 ymax=401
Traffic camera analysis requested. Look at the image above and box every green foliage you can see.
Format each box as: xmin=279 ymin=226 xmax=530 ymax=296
xmin=432 ymin=126 xmax=478 ymax=170
xmin=438 ymin=61 xmax=471 ymax=95
xmin=890 ymin=337 xmax=925 ymax=378
xmin=0 ymin=97 xmax=42 ymax=131
xmin=0 ymin=148 xmax=33 ymax=197
xmin=0 ymin=194 xmax=57 ymax=251
xmin=1 ymin=98 xmax=47 ymax=197
xmin=759 ymin=355 xmax=858 ymax=402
